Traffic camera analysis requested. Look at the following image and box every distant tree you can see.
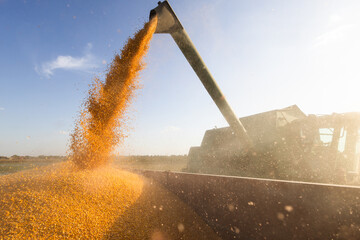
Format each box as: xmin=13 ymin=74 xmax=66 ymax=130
xmin=10 ymin=155 xmax=21 ymax=160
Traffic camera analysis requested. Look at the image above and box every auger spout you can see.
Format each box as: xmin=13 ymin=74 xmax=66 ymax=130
xmin=150 ymin=1 xmax=252 ymax=149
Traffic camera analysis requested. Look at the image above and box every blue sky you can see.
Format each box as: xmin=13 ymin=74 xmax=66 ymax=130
xmin=1 ymin=0 xmax=360 ymax=156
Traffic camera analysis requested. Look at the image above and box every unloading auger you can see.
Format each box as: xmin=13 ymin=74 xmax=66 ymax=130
xmin=150 ymin=1 xmax=252 ymax=150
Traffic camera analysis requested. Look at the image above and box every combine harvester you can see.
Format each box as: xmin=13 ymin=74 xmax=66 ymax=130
xmin=187 ymin=105 xmax=360 ymax=185
xmin=142 ymin=1 xmax=360 ymax=239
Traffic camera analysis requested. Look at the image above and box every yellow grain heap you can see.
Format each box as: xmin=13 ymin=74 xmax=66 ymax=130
xmin=0 ymin=162 xmax=219 ymax=239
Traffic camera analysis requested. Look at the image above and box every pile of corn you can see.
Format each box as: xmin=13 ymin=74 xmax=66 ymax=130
xmin=0 ymin=162 xmax=219 ymax=239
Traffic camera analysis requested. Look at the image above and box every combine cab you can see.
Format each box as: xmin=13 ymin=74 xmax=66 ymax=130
xmin=187 ymin=105 xmax=360 ymax=184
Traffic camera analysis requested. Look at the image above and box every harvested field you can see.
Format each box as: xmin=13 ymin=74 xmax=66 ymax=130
xmin=113 ymin=155 xmax=188 ymax=172
xmin=0 ymin=156 xmax=66 ymax=176
xmin=0 ymin=162 xmax=219 ymax=239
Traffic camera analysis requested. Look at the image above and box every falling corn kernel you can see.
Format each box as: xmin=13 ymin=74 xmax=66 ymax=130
xmin=69 ymin=17 xmax=157 ymax=169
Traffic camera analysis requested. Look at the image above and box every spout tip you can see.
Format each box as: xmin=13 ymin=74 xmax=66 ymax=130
xmin=149 ymin=0 xmax=183 ymax=34
xmin=149 ymin=9 xmax=157 ymax=21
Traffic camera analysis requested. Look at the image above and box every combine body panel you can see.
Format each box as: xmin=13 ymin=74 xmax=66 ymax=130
xmin=142 ymin=170 xmax=360 ymax=240
xmin=190 ymin=105 xmax=305 ymax=157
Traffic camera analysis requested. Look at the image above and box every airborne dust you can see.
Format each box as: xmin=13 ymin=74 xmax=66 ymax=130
xmin=0 ymin=18 xmax=219 ymax=239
